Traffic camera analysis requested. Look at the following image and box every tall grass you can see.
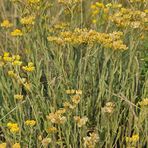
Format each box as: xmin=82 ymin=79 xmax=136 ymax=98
xmin=0 ymin=0 xmax=147 ymax=147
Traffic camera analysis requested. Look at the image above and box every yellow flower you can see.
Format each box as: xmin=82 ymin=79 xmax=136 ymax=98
xmin=11 ymin=29 xmax=23 ymax=36
xmin=71 ymin=95 xmax=81 ymax=104
xmin=65 ymin=89 xmax=75 ymax=94
xmin=47 ymin=127 xmax=57 ymax=133
xmin=74 ymin=116 xmax=88 ymax=127
xmin=126 ymin=134 xmax=139 ymax=143
xmin=91 ymin=4 xmax=97 ymax=9
xmin=12 ymin=60 xmax=22 ymax=66
xmin=22 ymin=62 xmax=35 ymax=72
xmin=20 ymin=16 xmax=35 ymax=25
xmin=56 ymin=108 xmax=66 ymax=114
xmin=102 ymin=102 xmax=115 ymax=113
xmin=83 ymin=132 xmax=99 ymax=148
xmin=25 ymin=120 xmax=36 ymax=126
xmin=7 ymin=122 xmax=19 ymax=133
xmin=92 ymin=19 xmax=97 ymax=24
xmin=14 ymin=94 xmax=23 ymax=100
xmin=0 ymin=143 xmax=6 ymax=148
xmin=47 ymin=112 xmax=66 ymax=124
xmin=3 ymin=52 xmax=13 ymax=62
xmin=95 ymin=2 xmax=104 ymax=8
xmin=1 ymin=20 xmax=13 ymax=28
xmin=8 ymin=71 xmax=17 ymax=78
xmin=12 ymin=143 xmax=21 ymax=148
xmin=63 ymin=101 xmax=76 ymax=110
xmin=139 ymin=98 xmax=148 ymax=106
xmin=132 ymin=134 xmax=139 ymax=142
xmin=27 ymin=0 xmax=40 ymax=4
xmin=24 ymin=82 xmax=31 ymax=91
xmin=10 ymin=126 xmax=19 ymax=133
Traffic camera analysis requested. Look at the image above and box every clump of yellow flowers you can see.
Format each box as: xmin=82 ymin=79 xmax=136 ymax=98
xmin=90 ymin=2 xmax=122 ymax=24
xmin=14 ymin=94 xmax=24 ymax=101
xmin=139 ymin=98 xmax=148 ymax=106
xmin=20 ymin=16 xmax=35 ymax=25
xmin=83 ymin=132 xmax=99 ymax=148
xmin=1 ymin=52 xmax=22 ymax=66
xmin=25 ymin=120 xmax=36 ymax=126
xmin=47 ymin=108 xmax=66 ymax=124
xmin=48 ymin=29 xmax=127 ymax=50
xmin=22 ymin=62 xmax=35 ymax=72
xmin=126 ymin=134 xmax=139 ymax=147
xmin=12 ymin=143 xmax=21 ymax=148
xmin=1 ymin=20 xmax=13 ymax=28
xmin=109 ymin=8 xmax=147 ymax=30
xmin=126 ymin=134 xmax=139 ymax=143
xmin=11 ymin=29 xmax=23 ymax=36
xmin=58 ymin=0 xmax=81 ymax=5
xmin=66 ymin=89 xmax=82 ymax=95
xmin=102 ymin=102 xmax=115 ymax=113
xmin=0 ymin=143 xmax=21 ymax=148
xmin=130 ymin=0 xmax=146 ymax=3
xmin=7 ymin=122 xmax=19 ymax=133
xmin=27 ymin=0 xmax=40 ymax=4
xmin=74 ymin=116 xmax=88 ymax=127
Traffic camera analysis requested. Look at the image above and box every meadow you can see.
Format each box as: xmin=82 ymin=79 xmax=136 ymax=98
xmin=0 ymin=0 xmax=148 ymax=147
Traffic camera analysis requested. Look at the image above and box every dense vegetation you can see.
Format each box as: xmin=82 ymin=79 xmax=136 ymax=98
xmin=0 ymin=0 xmax=147 ymax=147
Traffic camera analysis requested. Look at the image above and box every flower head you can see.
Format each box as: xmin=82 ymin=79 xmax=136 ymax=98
xmin=25 ymin=120 xmax=36 ymax=126
xmin=14 ymin=94 xmax=23 ymax=101
xmin=7 ymin=122 xmax=19 ymax=133
xmin=1 ymin=20 xmax=13 ymax=28
xmin=74 ymin=116 xmax=88 ymax=127
xmin=11 ymin=29 xmax=23 ymax=36
xmin=12 ymin=143 xmax=21 ymax=148
xmin=22 ymin=62 xmax=35 ymax=72
xmin=20 ymin=16 xmax=35 ymax=25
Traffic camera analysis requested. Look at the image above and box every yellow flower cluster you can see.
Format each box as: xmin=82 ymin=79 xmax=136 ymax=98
xmin=8 ymin=70 xmax=31 ymax=90
xmin=47 ymin=108 xmax=66 ymax=124
xmin=130 ymin=0 xmax=146 ymax=3
xmin=0 ymin=52 xmax=33 ymax=91
xmin=83 ymin=132 xmax=99 ymax=148
xmin=66 ymin=89 xmax=82 ymax=95
xmin=47 ymin=90 xmax=82 ymax=124
xmin=63 ymin=94 xmax=81 ymax=110
xmin=0 ymin=143 xmax=21 ymax=148
xmin=27 ymin=0 xmax=40 ymax=4
xmin=11 ymin=29 xmax=23 ymax=36
xmin=12 ymin=143 xmax=21 ymax=148
xmin=47 ymin=127 xmax=57 ymax=133
xmin=25 ymin=120 xmax=36 ymax=126
xmin=109 ymin=8 xmax=147 ymax=30
xmin=1 ymin=52 xmax=22 ymax=66
xmin=102 ymin=102 xmax=115 ymax=113
xmin=74 ymin=116 xmax=88 ymax=127
xmin=58 ymin=0 xmax=81 ymax=5
xmin=54 ymin=22 xmax=69 ymax=30
xmin=48 ymin=29 xmax=127 ymax=50
xmin=0 ymin=143 xmax=6 ymax=147
xmin=1 ymin=20 xmax=13 ymax=28
xmin=22 ymin=62 xmax=35 ymax=72
xmin=0 ymin=52 xmax=35 ymax=73
xmin=14 ymin=94 xmax=23 ymax=101
xmin=91 ymin=2 xmax=122 ymax=23
xmin=7 ymin=122 xmax=19 ymax=133
xmin=126 ymin=134 xmax=139 ymax=143
xmin=139 ymin=98 xmax=148 ymax=106
xmin=20 ymin=16 xmax=35 ymax=25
